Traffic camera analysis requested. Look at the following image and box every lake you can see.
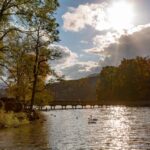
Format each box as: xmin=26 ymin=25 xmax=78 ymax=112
xmin=0 ymin=106 xmax=150 ymax=150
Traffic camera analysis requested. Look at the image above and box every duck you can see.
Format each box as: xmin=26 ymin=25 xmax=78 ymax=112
xmin=88 ymin=115 xmax=98 ymax=124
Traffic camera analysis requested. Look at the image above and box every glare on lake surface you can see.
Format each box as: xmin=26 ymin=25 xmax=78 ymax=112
xmin=0 ymin=106 xmax=150 ymax=150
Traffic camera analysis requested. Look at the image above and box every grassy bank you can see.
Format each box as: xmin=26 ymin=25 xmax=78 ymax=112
xmin=0 ymin=110 xmax=30 ymax=129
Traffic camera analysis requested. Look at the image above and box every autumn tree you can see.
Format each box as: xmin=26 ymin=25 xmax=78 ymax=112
xmin=0 ymin=0 xmax=59 ymax=40
xmin=26 ymin=2 xmax=61 ymax=111
xmin=0 ymin=0 xmax=61 ymax=110
xmin=96 ymin=66 xmax=118 ymax=103
xmin=2 ymin=31 xmax=58 ymax=107
xmin=0 ymin=0 xmax=60 ymax=81
xmin=96 ymin=57 xmax=150 ymax=105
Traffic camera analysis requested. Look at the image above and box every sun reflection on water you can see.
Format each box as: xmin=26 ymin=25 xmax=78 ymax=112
xmin=1 ymin=107 xmax=150 ymax=150
xmin=103 ymin=106 xmax=131 ymax=149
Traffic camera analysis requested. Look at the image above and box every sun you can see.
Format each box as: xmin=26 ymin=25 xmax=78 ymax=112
xmin=107 ymin=1 xmax=135 ymax=30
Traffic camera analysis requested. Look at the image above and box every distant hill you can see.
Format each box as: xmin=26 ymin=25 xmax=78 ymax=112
xmin=87 ymin=73 xmax=98 ymax=77
xmin=0 ymin=75 xmax=99 ymax=101
xmin=47 ymin=75 xmax=99 ymax=101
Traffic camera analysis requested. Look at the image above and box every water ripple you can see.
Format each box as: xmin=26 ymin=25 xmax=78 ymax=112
xmin=0 ymin=106 xmax=150 ymax=150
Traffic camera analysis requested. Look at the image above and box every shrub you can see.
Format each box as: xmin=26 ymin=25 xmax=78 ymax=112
xmin=0 ymin=110 xmax=29 ymax=128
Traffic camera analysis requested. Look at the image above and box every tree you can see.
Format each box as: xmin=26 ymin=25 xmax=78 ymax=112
xmin=96 ymin=57 xmax=150 ymax=105
xmin=27 ymin=2 xmax=61 ymax=110
xmin=96 ymin=66 xmax=117 ymax=103
xmin=116 ymin=57 xmax=150 ymax=101
xmin=0 ymin=0 xmax=59 ymax=41
xmin=0 ymin=0 xmax=61 ymax=111
xmin=0 ymin=0 xmax=60 ymax=78
xmin=0 ymin=31 xmax=31 ymax=103
xmin=1 ymin=29 xmax=59 ymax=109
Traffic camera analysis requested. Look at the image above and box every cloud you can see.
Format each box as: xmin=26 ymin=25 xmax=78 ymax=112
xmin=81 ymin=23 xmax=150 ymax=74
xmin=62 ymin=1 xmax=135 ymax=32
xmin=80 ymin=40 xmax=88 ymax=44
xmin=84 ymin=24 xmax=150 ymax=54
xmin=98 ymin=24 xmax=150 ymax=67
xmin=49 ymin=44 xmax=78 ymax=69
xmin=62 ymin=61 xmax=100 ymax=79
xmin=50 ymin=25 xmax=150 ymax=80
xmin=62 ymin=2 xmax=109 ymax=32
xmin=84 ymin=32 xmax=120 ymax=54
xmin=49 ymin=44 xmax=100 ymax=79
xmin=77 ymin=61 xmax=99 ymax=72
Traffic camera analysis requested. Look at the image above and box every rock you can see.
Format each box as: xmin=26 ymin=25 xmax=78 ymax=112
xmin=28 ymin=110 xmax=40 ymax=121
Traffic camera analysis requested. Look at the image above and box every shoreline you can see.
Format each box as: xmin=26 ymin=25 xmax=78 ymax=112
xmin=0 ymin=110 xmax=43 ymax=130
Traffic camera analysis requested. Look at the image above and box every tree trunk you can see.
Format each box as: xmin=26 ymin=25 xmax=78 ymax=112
xmin=30 ymin=28 xmax=40 ymax=111
xmin=30 ymin=72 xmax=38 ymax=111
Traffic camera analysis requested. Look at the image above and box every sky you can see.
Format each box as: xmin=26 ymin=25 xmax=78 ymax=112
xmin=51 ymin=0 xmax=150 ymax=80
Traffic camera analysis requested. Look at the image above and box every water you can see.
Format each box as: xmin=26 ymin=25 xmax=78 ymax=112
xmin=0 ymin=106 xmax=150 ymax=150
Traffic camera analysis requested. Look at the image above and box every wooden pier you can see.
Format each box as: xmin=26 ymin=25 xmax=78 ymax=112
xmin=41 ymin=100 xmax=101 ymax=111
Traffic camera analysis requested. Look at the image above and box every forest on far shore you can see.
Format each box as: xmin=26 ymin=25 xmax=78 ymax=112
xmin=49 ymin=57 xmax=150 ymax=106
xmin=96 ymin=57 xmax=150 ymax=105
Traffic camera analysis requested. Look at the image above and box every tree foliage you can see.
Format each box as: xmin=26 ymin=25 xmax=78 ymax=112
xmin=97 ymin=57 xmax=150 ymax=105
xmin=0 ymin=0 xmax=61 ymax=110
